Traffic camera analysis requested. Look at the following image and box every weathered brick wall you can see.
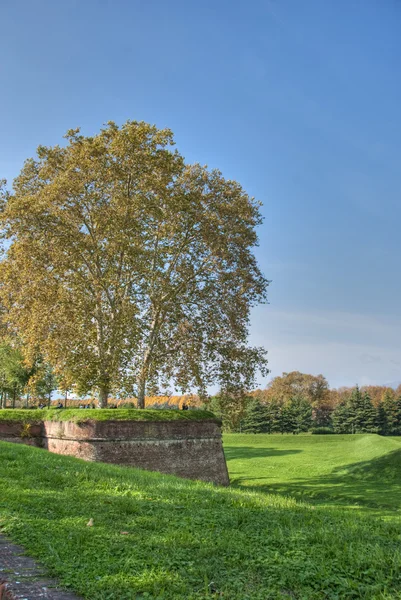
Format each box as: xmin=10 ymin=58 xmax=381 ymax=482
xmin=0 ymin=419 xmax=230 ymax=485
xmin=0 ymin=422 xmax=43 ymax=447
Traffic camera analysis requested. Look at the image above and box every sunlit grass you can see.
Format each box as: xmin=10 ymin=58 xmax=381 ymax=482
xmin=224 ymin=433 xmax=401 ymax=512
xmin=1 ymin=439 xmax=401 ymax=599
xmin=0 ymin=408 xmax=216 ymax=423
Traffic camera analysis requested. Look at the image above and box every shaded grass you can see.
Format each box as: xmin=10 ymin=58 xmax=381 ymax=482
xmin=224 ymin=433 xmax=401 ymax=512
xmin=0 ymin=408 xmax=217 ymax=423
xmin=1 ymin=441 xmax=401 ymax=599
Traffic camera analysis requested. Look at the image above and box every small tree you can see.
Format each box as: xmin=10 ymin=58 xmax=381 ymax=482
xmin=0 ymin=343 xmax=33 ymax=408
xmin=209 ymin=390 xmax=251 ymax=432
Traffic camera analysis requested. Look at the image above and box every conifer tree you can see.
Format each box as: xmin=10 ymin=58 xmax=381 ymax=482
xmin=377 ymin=402 xmax=388 ymax=435
xmin=241 ymin=399 xmax=270 ymax=433
xmin=393 ymin=396 xmax=401 ymax=435
xmin=361 ymin=391 xmax=378 ymax=433
xmin=382 ymin=391 xmax=398 ymax=435
xmin=287 ymin=396 xmax=313 ymax=434
xmin=332 ymin=401 xmax=352 ymax=433
xmin=264 ymin=399 xmax=283 ymax=433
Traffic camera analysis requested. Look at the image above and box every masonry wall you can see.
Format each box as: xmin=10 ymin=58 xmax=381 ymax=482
xmin=0 ymin=419 xmax=230 ymax=486
xmin=0 ymin=422 xmax=43 ymax=447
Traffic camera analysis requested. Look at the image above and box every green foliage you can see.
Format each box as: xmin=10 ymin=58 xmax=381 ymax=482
xmin=33 ymin=363 xmax=58 ymax=405
xmin=0 ymin=343 xmax=32 ymax=408
xmin=331 ymin=400 xmax=350 ymax=433
xmin=240 ymin=399 xmax=272 ymax=433
xmin=0 ymin=408 xmax=217 ymax=423
xmin=332 ymin=387 xmax=380 ymax=434
xmin=1 ymin=439 xmax=401 ymax=599
xmin=1 ymin=121 xmax=268 ymax=407
xmin=311 ymin=426 xmax=334 ymax=434
xmin=378 ymin=392 xmax=401 ymax=435
xmin=207 ymin=391 xmax=250 ymax=431
xmin=280 ymin=396 xmax=313 ymax=434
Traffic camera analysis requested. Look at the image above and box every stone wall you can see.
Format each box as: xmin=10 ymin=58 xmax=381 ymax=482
xmin=0 ymin=422 xmax=43 ymax=447
xmin=0 ymin=418 xmax=230 ymax=485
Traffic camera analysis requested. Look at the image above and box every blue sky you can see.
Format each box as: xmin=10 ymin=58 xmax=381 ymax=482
xmin=1 ymin=0 xmax=401 ymax=389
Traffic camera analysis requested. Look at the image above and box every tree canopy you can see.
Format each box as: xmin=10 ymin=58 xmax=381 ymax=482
xmin=0 ymin=121 xmax=268 ymax=407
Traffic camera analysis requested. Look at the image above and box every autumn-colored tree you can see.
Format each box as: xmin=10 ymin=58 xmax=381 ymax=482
xmin=0 ymin=121 xmax=268 ymax=407
xmin=360 ymin=385 xmax=394 ymax=408
xmin=209 ymin=390 xmax=252 ymax=432
xmin=264 ymin=371 xmax=329 ymax=404
xmin=262 ymin=371 xmax=333 ymax=424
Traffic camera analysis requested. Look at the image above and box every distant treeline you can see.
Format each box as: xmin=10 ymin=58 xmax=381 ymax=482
xmin=209 ymin=371 xmax=401 ymax=435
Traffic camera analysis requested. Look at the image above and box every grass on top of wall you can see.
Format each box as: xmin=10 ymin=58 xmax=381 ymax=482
xmin=0 ymin=408 xmax=217 ymax=424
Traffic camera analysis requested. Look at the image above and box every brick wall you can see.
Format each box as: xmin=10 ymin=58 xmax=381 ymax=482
xmin=0 ymin=419 xmax=230 ymax=485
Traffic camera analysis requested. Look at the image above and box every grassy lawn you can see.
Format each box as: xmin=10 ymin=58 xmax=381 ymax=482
xmin=1 ymin=438 xmax=401 ymax=599
xmin=224 ymin=433 xmax=401 ymax=513
xmin=0 ymin=408 xmax=216 ymax=423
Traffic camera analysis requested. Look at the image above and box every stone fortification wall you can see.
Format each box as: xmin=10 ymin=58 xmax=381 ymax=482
xmin=0 ymin=419 xmax=230 ymax=486
xmin=0 ymin=421 xmax=43 ymax=447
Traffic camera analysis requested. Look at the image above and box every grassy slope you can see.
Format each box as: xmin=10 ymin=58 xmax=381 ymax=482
xmin=224 ymin=433 xmax=401 ymax=512
xmin=1 ymin=438 xmax=401 ymax=599
xmin=0 ymin=408 xmax=216 ymax=423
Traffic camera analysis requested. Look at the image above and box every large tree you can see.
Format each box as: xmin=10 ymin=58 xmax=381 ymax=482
xmin=0 ymin=121 xmax=268 ymax=407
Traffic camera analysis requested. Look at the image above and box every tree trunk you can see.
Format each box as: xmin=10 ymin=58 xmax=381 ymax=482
xmin=137 ymin=377 xmax=146 ymax=409
xmin=99 ymin=386 xmax=109 ymax=408
xmin=48 ymin=392 xmax=51 ymax=408
xmin=64 ymin=390 xmax=68 ymax=408
xmin=12 ymin=385 xmax=16 ymax=409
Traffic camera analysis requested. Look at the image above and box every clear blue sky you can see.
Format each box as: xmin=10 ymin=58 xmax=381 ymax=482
xmin=1 ymin=0 xmax=401 ymax=389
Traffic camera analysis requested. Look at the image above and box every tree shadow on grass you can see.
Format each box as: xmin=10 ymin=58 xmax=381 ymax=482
xmin=2 ymin=442 xmax=401 ymax=599
xmin=224 ymin=447 xmax=303 ymax=460
xmin=231 ymin=449 xmax=401 ymax=512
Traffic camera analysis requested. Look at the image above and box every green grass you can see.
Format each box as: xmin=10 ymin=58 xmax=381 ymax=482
xmin=1 ymin=437 xmax=401 ymax=599
xmin=224 ymin=433 xmax=401 ymax=513
xmin=0 ymin=408 xmax=217 ymax=423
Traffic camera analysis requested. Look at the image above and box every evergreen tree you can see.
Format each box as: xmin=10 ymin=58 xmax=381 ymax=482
xmin=382 ymin=391 xmax=398 ymax=435
xmin=279 ymin=404 xmax=293 ymax=433
xmin=393 ymin=396 xmax=401 ymax=435
xmin=241 ymin=399 xmax=271 ymax=433
xmin=347 ymin=386 xmax=365 ymax=433
xmin=264 ymin=399 xmax=283 ymax=433
xmin=332 ymin=387 xmax=378 ymax=434
xmin=377 ymin=403 xmax=388 ymax=435
xmin=361 ymin=392 xmax=378 ymax=433
xmin=280 ymin=396 xmax=312 ymax=434
xmin=332 ymin=401 xmax=352 ymax=433
xmin=313 ymin=403 xmax=334 ymax=428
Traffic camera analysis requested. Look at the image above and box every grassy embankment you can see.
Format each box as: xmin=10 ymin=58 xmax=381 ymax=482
xmin=224 ymin=433 xmax=401 ymax=513
xmin=1 ymin=433 xmax=401 ymax=599
xmin=0 ymin=408 xmax=216 ymax=423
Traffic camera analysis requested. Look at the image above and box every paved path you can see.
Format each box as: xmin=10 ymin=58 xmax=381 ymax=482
xmin=0 ymin=536 xmax=82 ymax=600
